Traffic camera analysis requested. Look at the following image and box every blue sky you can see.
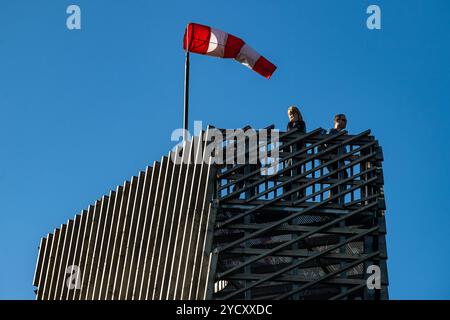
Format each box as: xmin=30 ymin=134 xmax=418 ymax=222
xmin=1 ymin=0 xmax=449 ymax=299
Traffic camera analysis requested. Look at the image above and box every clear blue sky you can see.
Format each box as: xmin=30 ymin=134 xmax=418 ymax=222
xmin=1 ymin=0 xmax=449 ymax=300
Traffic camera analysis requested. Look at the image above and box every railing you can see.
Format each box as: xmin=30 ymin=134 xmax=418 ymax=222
xmin=210 ymin=126 xmax=388 ymax=300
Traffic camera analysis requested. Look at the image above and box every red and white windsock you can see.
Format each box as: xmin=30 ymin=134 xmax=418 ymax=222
xmin=183 ymin=22 xmax=277 ymax=79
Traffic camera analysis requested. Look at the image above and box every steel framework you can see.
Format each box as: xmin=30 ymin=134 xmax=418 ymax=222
xmin=33 ymin=125 xmax=388 ymax=300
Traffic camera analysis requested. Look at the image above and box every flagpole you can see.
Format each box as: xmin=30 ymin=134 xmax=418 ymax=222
xmin=183 ymin=50 xmax=190 ymax=142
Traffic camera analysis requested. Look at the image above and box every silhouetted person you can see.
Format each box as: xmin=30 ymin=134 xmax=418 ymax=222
xmin=327 ymin=114 xmax=349 ymax=204
xmin=287 ymin=106 xmax=306 ymax=133
xmin=284 ymin=106 xmax=306 ymax=201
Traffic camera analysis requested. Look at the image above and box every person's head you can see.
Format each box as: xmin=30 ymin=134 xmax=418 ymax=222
xmin=334 ymin=113 xmax=347 ymax=130
xmin=287 ymin=106 xmax=303 ymax=123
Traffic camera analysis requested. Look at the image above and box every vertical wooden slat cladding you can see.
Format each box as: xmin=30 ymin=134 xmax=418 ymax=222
xmin=92 ymin=190 xmax=118 ymax=299
xmin=142 ymin=156 xmax=171 ymax=299
xmin=41 ymin=228 xmax=60 ymax=300
xmin=86 ymin=193 xmax=113 ymax=299
xmin=169 ymin=138 xmax=197 ymax=299
xmin=49 ymin=223 xmax=69 ymax=299
xmin=137 ymin=157 xmax=168 ymax=299
xmin=189 ymin=166 xmax=216 ymax=298
xmin=198 ymin=204 xmax=217 ymax=300
xmin=112 ymin=176 xmax=139 ymax=299
xmin=33 ymin=237 xmax=47 ymax=288
xmin=52 ymin=218 xmax=74 ymax=299
xmin=36 ymin=233 xmax=52 ymax=300
xmin=118 ymin=171 xmax=146 ymax=299
xmin=148 ymin=151 xmax=179 ymax=299
xmin=183 ymin=131 xmax=216 ymax=299
xmin=105 ymin=181 xmax=131 ymax=299
xmin=124 ymin=166 xmax=153 ymax=299
xmin=158 ymin=146 xmax=187 ymax=300
xmin=79 ymin=198 xmax=106 ymax=299
xmin=97 ymin=185 xmax=124 ymax=299
xmin=65 ymin=210 xmax=87 ymax=300
xmin=166 ymin=139 xmax=195 ymax=299
xmin=60 ymin=213 xmax=82 ymax=299
xmin=35 ymin=133 xmax=216 ymax=300
xmin=73 ymin=205 xmax=95 ymax=300
xmin=178 ymin=135 xmax=205 ymax=299
xmin=132 ymin=162 xmax=160 ymax=299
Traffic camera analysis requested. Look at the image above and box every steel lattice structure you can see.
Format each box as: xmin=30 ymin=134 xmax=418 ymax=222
xmin=33 ymin=125 xmax=388 ymax=300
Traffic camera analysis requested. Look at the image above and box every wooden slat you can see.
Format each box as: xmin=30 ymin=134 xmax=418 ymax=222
xmin=137 ymin=157 xmax=169 ymax=299
xmin=183 ymin=130 xmax=217 ymax=299
xmin=78 ymin=198 xmax=106 ymax=299
xmin=52 ymin=218 xmax=75 ymax=299
xmin=36 ymin=233 xmax=52 ymax=300
xmin=33 ymin=237 xmax=47 ymax=287
xmin=48 ymin=223 xmax=67 ymax=299
xmin=41 ymin=227 xmax=60 ymax=299
xmin=146 ymin=153 xmax=175 ymax=299
xmin=97 ymin=185 xmax=124 ymax=299
xmin=72 ymin=205 xmax=95 ymax=300
xmin=90 ymin=190 xmax=117 ymax=299
xmin=118 ymin=171 xmax=147 ymax=299
xmin=111 ymin=176 xmax=139 ymax=299
xmin=166 ymin=140 xmax=195 ymax=299
xmin=104 ymin=180 xmax=131 ymax=299
xmin=65 ymin=210 xmax=87 ymax=300
xmin=86 ymin=193 xmax=113 ymax=299
xmin=124 ymin=166 xmax=153 ymax=299
xmin=132 ymin=161 xmax=160 ymax=299
xmin=158 ymin=147 xmax=188 ymax=300
xmin=59 ymin=213 xmax=82 ymax=299
xmin=151 ymin=150 xmax=182 ymax=299
xmin=170 ymin=138 xmax=199 ymax=299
